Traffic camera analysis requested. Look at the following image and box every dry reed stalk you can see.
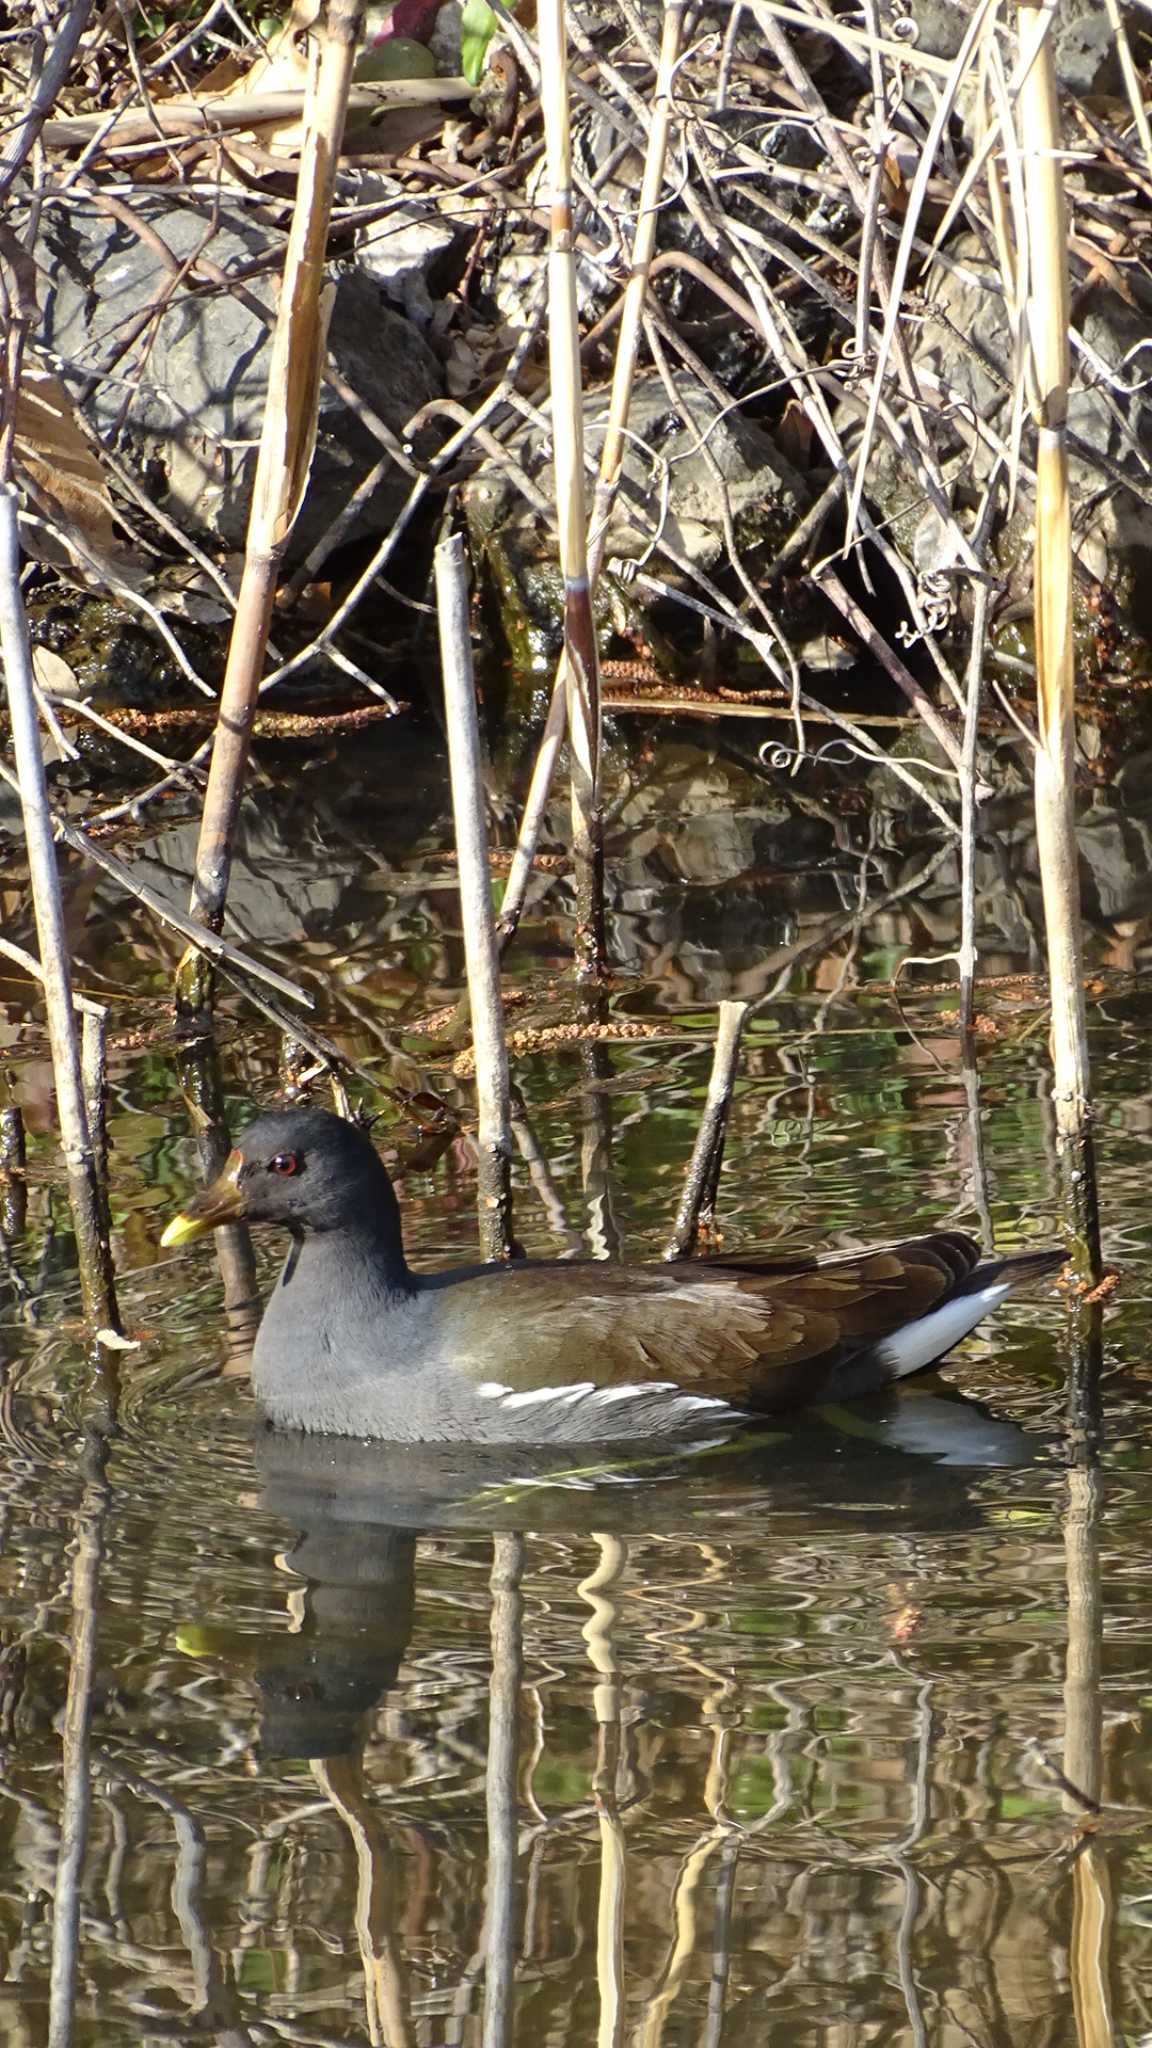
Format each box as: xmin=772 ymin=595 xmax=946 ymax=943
xmin=958 ymin=474 xmax=1003 ymax=1039
xmin=0 ymin=489 xmax=118 ymax=1337
xmin=664 ymin=1001 xmax=749 ymax=1260
xmin=536 ymin=0 xmax=605 ymax=978
xmin=495 ymin=2 xmax=694 ymax=948
xmin=80 ymin=1009 xmax=108 ymax=1186
xmin=1016 ymin=0 xmax=1100 ymax=1280
xmin=435 ymin=533 xmax=515 ymax=1262
xmin=177 ymin=0 xmax=366 ymax=1019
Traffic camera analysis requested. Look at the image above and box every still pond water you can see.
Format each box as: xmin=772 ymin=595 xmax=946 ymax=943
xmin=3 ymin=718 xmax=1152 ymax=2047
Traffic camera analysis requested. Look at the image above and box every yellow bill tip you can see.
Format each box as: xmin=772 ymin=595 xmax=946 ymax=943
xmin=160 ymin=1210 xmax=211 ymax=1249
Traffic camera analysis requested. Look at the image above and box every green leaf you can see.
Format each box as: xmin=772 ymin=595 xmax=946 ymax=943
xmin=355 ymin=35 xmax=437 ymax=79
xmin=461 ymin=0 xmax=496 ymax=84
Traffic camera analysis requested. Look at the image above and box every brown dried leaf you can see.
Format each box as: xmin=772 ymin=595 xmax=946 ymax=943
xmin=30 ymin=646 xmax=81 ymax=700
xmin=14 ymin=356 xmax=116 ymax=553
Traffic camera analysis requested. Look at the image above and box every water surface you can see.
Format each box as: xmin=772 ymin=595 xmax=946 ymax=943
xmin=1 ymin=721 xmax=1150 ymax=2046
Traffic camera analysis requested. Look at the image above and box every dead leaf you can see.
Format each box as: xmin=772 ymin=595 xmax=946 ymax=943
xmin=15 ymin=356 xmax=117 ymax=553
xmin=30 ymin=646 xmax=81 ymax=699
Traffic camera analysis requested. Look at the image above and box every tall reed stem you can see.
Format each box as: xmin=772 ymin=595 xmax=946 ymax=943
xmin=536 ymin=0 xmax=604 ymax=977
xmin=435 ymin=533 xmax=515 ymax=1261
xmin=1017 ymin=0 xmax=1100 ymax=1280
xmin=498 ymin=0 xmax=686 ymax=949
xmin=177 ymin=0 xmax=366 ymax=1019
xmin=0 ymin=489 xmax=118 ymax=1335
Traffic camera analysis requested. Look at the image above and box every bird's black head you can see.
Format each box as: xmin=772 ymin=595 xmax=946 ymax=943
xmin=162 ymin=1108 xmax=405 ymax=1250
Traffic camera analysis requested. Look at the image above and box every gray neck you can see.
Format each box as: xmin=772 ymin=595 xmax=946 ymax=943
xmin=282 ymin=1213 xmax=414 ymax=1300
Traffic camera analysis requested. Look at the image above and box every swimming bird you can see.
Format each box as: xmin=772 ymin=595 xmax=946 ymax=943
xmin=161 ymin=1108 xmax=1062 ymax=1444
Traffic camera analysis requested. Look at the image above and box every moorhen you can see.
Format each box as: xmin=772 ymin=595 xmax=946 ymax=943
xmin=161 ymin=1109 xmax=1063 ymax=1444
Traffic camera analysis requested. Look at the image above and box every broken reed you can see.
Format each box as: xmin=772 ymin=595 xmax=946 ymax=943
xmin=665 ymin=1000 xmax=749 ymax=1260
xmin=176 ymin=0 xmax=366 ymax=1019
xmin=1016 ymin=0 xmax=1100 ymax=1281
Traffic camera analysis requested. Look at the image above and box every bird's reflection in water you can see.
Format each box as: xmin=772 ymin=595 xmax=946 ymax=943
xmin=249 ymin=1384 xmax=1038 ymax=1762
xmin=229 ymin=1388 xmax=1042 ymax=2046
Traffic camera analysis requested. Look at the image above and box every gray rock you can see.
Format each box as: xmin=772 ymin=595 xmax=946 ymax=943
xmin=860 ymin=241 xmax=1152 ymax=633
xmin=903 ymin=0 xmax=1120 ymax=94
xmin=346 ymin=170 xmax=462 ymax=328
xmin=37 ymin=196 xmax=442 ymax=563
xmin=462 ymin=372 xmax=807 ymax=672
xmin=587 ymin=377 xmax=806 ymax=569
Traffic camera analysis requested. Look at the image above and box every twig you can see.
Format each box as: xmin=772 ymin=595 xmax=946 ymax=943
xmin=0 ymin=0 xmax=94 ymax=198
xmin=812 ymin=565 xmax=965 ymax=774
xmin=41 ymin=79 xmax=473 ymax=149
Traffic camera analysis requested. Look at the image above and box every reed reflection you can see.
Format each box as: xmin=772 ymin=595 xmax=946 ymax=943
xmin=232 ymin=1391 xmax=1049 ymax=2046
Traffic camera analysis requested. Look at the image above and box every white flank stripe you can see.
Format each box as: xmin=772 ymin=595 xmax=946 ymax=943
xmin=476 ymin=1382 xmax=512 ymax=1399
xmin=501 ymin=1382 xmax=595 ymax=1411
xmin=592 ymin=1382 xmax=676 ymax=1405
xmin=879 ymin=1282 xmax=1012 ymax=1379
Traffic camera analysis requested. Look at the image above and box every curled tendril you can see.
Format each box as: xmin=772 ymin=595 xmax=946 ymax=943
xmin=895 ymin=574 xmax=955 ymax=649
xmin=840 ymin=340 xmax=877 ymax=385
xmin=760 ymin=737 xmax=859 ymax=772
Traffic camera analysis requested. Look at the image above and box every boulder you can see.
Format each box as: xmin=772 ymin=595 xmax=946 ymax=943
xmin=858 ymin=242 xmax=1152 ymax=634
xmin=462 ymin=371 xmax=808 ymax=673
xmin=37 ymin=196 xmax=443 ymax=564
xmin=902 ymin=0 xmax=1120 ymax=94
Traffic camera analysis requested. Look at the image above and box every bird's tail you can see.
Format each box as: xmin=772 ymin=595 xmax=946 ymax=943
xmin=960 ymin=1246 xmax=1066 ymax=1295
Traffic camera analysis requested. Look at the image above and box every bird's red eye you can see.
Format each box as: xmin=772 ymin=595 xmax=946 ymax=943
xmin=269 ymin=1152 xmax=300 ymax=1176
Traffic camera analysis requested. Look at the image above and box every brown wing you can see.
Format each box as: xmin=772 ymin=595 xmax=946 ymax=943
xmin=431 ymin=1234 xmax=980 ymax=1411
